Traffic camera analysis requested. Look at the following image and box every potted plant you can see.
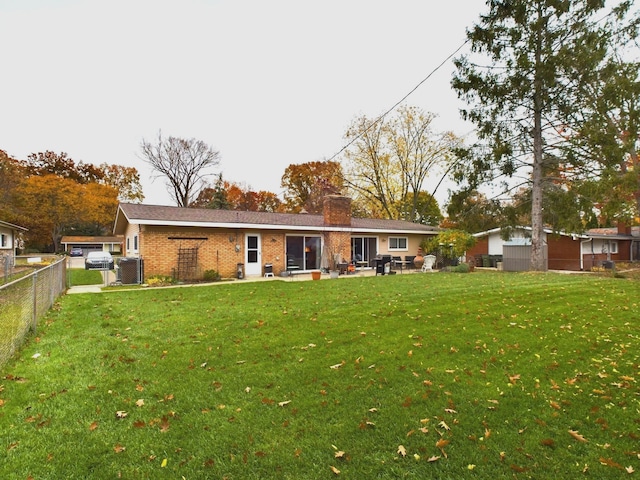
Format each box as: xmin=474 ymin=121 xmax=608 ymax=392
xmin=311 ymin=270 xmax=322 ymax=280
xmin=414 ymin=247 xmax=424 ymax=270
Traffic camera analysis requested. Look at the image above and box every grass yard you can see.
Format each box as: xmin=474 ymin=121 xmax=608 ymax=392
xmin=68 ymin=268 xmax=104 ymax=286
xmin=1 ymin=271 xmax=639 ymax=479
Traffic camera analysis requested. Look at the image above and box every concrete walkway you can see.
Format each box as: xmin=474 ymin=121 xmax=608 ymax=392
xmin=66 ymin=268 xmax=394 ymax=294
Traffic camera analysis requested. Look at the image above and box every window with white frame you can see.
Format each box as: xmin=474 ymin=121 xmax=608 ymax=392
xmin=388 ymin=236 xmax=408 ymax=251
xmin=133 ymin=235 xmax=138 ymax=251
xmin=0 ymin=234 xmax=6 ymax=247
xmin=602 ymin=241 xmax=618 ymax=254
xmin=126 ymin=238 xmax=130 ymax=251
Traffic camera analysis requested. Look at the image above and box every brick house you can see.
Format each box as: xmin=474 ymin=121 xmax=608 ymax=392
xmin=466 ymin=224 xmax=639 ymax=271
xmin=113 ymin=195 xmax=440 ymax=279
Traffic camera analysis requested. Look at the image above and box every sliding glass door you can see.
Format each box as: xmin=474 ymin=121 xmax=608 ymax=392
xmin=286 ymin=235 xmax=321 ymax=271
xmin=351 ymin=237 xmax=377 ymax=263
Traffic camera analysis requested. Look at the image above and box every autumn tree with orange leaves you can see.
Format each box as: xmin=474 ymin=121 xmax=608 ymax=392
xmin=281 ymin=160 xmax=344 ymax=214
xmin=1 ymin=150 xmax=140 ymax=251
xmin=192 ymin=174 xmax=283 ymax=212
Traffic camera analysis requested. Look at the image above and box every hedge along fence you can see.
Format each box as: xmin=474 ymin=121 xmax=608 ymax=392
xmin=0 ymin=257 xmax=67 ymax=368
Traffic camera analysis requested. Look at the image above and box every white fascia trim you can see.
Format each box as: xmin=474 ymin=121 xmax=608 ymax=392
xmin=129 ymin=219 xmax=437 ymax=235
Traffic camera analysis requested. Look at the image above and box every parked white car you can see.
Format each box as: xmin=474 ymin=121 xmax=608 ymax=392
xmin=84 ymin=251 xmax=114 ymax=270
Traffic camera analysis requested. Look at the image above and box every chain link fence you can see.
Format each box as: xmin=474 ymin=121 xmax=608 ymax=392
xmin=0 ymin=257 xmax=67 ymax=368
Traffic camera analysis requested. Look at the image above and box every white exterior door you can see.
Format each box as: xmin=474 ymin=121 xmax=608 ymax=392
xmin=245 ymin=233 xmax=261 ymax=276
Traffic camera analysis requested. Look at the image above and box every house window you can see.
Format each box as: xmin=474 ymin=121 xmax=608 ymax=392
xmin=602 ymin=241 xmax=618 ymax=254
xmin=0 ymin=234 xmax=6 ymax=247
xmin=133 ymin=235 xmax=139 ymax=251
xmin=388 ymin=237 xmax=408 ymax=251
xmin=126 ymin=238 xmax=130 ymax=251
xmin=286 ymin=235 xmax=321 ymax=271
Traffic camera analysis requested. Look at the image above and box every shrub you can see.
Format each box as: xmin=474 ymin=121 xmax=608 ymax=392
xmin=443 ymin=263 xmax=471 ymax=273
xmin=146 ymin=275 xmax=176 ymax=287
xmin=203 ymin=269 xmax=222 ymax=282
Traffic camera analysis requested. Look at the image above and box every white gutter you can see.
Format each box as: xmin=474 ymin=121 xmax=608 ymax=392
xmin=126 ymin=219 xmax=437 ymax=236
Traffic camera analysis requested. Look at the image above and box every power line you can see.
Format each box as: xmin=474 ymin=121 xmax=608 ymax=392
xmin=328 ymin=38 xmax=471 ymax=162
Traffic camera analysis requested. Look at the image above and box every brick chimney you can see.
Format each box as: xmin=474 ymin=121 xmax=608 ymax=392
xmin=323 ymin=195 xmax=352 ymax=227
xmin=617 ymin=221 xmax=631 ymax=235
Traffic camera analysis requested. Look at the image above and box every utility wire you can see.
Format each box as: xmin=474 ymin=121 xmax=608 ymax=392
xmin=328 ymin=38 xmax=471 ymax=162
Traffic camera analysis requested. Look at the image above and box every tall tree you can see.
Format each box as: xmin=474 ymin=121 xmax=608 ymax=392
xmin=342 ymin=105 xmax=457 ymax=222
xmin=452 ymin=0 xmax=638 ymax=270
xmin=13 ymin=174 xmax=118 ymax=251
xmin=281 ymin=161 xmax=344 ymax=213
xmin=0 ymin=150 xmax=25 ymax=221
xmin=99 ymin=163 xmax=144 ymax=203
xmin=445 ymin=189 xmax=504 ymax=233
xmin=191 ymin=177 xmax=282 ymax=212
xmin=23 ymin=151 xmax=143 ymax=202
xmin=139 ymin=131 xmax=221 ymax=207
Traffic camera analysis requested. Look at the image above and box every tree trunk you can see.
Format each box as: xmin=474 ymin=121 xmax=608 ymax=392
xmin=530 ymin=6 xmax=546 ymax=272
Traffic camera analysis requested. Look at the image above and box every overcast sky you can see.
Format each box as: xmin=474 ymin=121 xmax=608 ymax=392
xmin=0 ymin=0 xmax=485 ymax=208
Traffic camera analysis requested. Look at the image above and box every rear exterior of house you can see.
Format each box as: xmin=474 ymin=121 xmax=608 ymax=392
xmin=113 ymin=196 xmax=440 ymax=280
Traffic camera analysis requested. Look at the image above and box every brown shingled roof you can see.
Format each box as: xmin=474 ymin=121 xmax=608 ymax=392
xmin=115 ymin=203 xmax=439 ymax=234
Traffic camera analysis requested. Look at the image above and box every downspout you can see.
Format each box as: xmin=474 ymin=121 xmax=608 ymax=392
xmin=580 ymin=238 xmax=591 ymax=271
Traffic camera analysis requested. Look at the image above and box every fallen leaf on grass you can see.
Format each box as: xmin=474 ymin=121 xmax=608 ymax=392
xmin=330 ymin=465 xmax=340 ymax=475
xmin=438 ymin=420 xmax=450 ymax=431
xmin=278 ymin=400 xmax=291 ymax=407
xmin=600 ymin=457 xmax=623 ymax=469
xmin=115 ymin=411 xmax=128 ymax=419
xmin=135 ymin=399 xmax=144 ymax=407
xmin=626 ymin=466 xmax=635 ymax=474
xmin=334 ymin=451 xmax=345 ymax=458
xmin=89 ymin=421 xmax=98 ymax=431
xmin=435 ymin=438 xmax=450 ymax=450
xmin=159 ymin=416 xmax=170 ymax=433
xmin=397 ymin=445 xmax=407 ymax=457
xmin=427 ymin=455 xmax=440 ymax=462
xmin=568 ymin=430 xmax=588 ymax=443
xmin=114 ymin=444 xmax=125 ymax=453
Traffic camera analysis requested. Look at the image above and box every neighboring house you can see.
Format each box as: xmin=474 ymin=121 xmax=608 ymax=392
xmin=467 ymin=223 xmax=639 ymax=271
xmin=60 ymin=236 xmax=124 ymax=256
xmin=581 ymin=224 xmax=640 ymax=270
xmin=113 ymin=195 xmax=440 ymax=279
xmin=0 ymin=220 xmax=28 ymax=257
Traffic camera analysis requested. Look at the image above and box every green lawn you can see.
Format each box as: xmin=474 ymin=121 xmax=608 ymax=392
xmin=1 ymin=272 xmax=639 ymax=479
xmin=69 ymin=268 xmax=103 ymax=285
